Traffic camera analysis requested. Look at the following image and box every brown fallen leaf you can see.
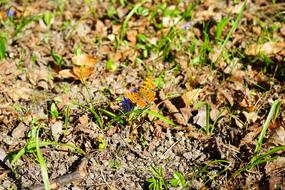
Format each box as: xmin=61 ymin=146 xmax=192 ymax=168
xmin=126 ymin=30 xmax=137 ymax=45
xmin=245 ymin=42 xmax=285 ymax=56
xmin=59 ymin=54 xmax=97 ymax=81
xmin=72 ymin=54 xmax=97 ymax=80
xmin=159 ymin=91 xmax=187 ymax=125
xmin=181 ymin=89 xmax=201 ymax=106
xmin=58 ymin=69 xmax=78 ymax=78
xmin=265 ymin=157 xmax=285 ymax=190
xmin=267 ymin=126 xmax=285 ymax=146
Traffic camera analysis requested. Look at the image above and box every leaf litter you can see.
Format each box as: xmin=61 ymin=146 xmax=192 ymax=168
xmin=0 ymin=0 xmax=285 ymax=189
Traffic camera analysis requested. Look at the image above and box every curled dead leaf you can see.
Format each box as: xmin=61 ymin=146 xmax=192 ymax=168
xmin=72 ymin=54 xmax=97 ymax=80
xmin=59 ymin=54 xmax=97 ymax=81
xmin=58 ymin=69 xmax=77 ymax=78
xmin=72 ymin=54 xmax=97 ymax=67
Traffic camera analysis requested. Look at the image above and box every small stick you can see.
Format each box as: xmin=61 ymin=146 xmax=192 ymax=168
xmin=32 ymin=158 xmax=88 ymax=190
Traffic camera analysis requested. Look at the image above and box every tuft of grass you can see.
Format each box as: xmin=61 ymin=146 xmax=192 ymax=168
xmin=170 ymin=171 xmax=186 ymax=188
xmin=215 ymin=17 xmax=230 ymax=44
xmin=147 ymin=165 xmax=168 ymax=190
xmin=190 ymin=160 xmax=230 ymax=187
xmin=232 ymin=145 xmax=285 ymax=178
xmin=120 ymin=0 xmax=148 ymax=41
xmin=232 ymin=100 xmax=281 ymax=178
xmin=9 ymin=119 xmax=84 ymax=166
xmin=213 ymin=0 xmax=247 ymax=64
xmin=14 ymin=15 xmax=40 ymax=37
xmin=51 ymin=49 xmax=64 ymax=67
xmin=7 ymin=119 xmax=84 ymax=188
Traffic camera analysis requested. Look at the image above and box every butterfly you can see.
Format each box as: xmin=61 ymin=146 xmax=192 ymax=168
xmin=125 ymin=78 xmax=156 ymax=109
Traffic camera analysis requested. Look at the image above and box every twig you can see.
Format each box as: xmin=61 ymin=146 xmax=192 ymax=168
xmin=32 ymin=158 xmax=88 ymax=190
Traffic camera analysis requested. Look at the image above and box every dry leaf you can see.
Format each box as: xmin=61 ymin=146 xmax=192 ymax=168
xmin=8 ymin=84 xmax=33 ymax=102
xmin=239 ymin=126 xmax=261 ymax=147
xmin=79 ymin=114 xmax=89 ymax=126
xmin=126 ymin=30 xmax=137 ymax=45
xmin=72 ymin=54 xmax=97 ymax=67
xmin=265 ymin=157 xmax=285 ymax=190
xmin=181 ymin=89 xmax=201 ymax=106
xmin=0 ymin=11 xmax=7 ymax=20
xmin=58 ymin=69 xmax=77 ymax=78
xmin=59 ymin=54 xmax=97 ymax=80
xmin=12 ymin=123 xmax=28 ymax=139
xmin=218 ymin=87 xmax=234 ymax=106
xmin=281 ymin=24 xmax=285 ymax=36
xmin=72 ymin=66 xmax=94 ymax=80
xmin=193 ymin=106 xmax=207 ymax=129
xmin=245 ymin=42 xmax=285 ymax=56
xmin=96 ymin=20 xmax=107 ymax=37
xmin=51 ymin=121 xmax=63 ymax=141
xmin=267 ymin=126 xmax=285 ymax=146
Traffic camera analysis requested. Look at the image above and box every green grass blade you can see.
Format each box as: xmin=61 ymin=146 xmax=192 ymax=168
xmin=215 ymin=17 xmax=230 ymax=44
xmin=232 ymin=146 xmax=285 ymax=178
xmin=10 ymin=141 xmax=84 ymax=166
xmin=252 ymin=99 xmax=281 ymax=162
xmin=145 ymin=110 xmax=175 ymax=126
xmin=64 ymin=105 xmax=70 ymax=130
xmin=213 ymin=0 xmax=247 ymax=64
xmin=89 ymin=107 xmax=103 ymax=128
xmin=0 ymin=32 xmax=7 ymax=60
xmin=120 ymin=0 xmax=148 ymax=41
xmin=205 ymin=104 xmax=210 ymax=135
xmin=36 ymin=128 xmax=50 ymax=190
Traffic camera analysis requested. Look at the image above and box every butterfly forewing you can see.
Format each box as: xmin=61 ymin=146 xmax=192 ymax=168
xmin=125 ymin=78 xmax=156 ymax=109
xmin=145 ymin=91 xmax=156 ymax=103
xmin=140 ymin=78 xmax=155 ymax=92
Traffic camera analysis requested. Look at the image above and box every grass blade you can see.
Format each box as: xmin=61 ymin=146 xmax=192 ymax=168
xmin=0 ymin=32 xmax=7 ymax=60
xmin=36 ymin=127 xmax=50 ymax=190
xmin=120 ymin=0 xmax=148 ymax=41
xmin=252 ymin=99 xmax=281 ymax=162
xmin=145 ymin=110 xmax=175 ymax=126
xmin=213 ymin=0 xmax=247 ymax=64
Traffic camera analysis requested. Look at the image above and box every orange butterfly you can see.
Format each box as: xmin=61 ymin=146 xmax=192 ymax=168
xmin=125 ymin=78 xmax=156 ymax=108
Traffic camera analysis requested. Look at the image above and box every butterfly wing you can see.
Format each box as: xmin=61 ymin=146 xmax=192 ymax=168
xmin=144 ymin=91 xmax=156 ymax=103
xmin=140 ymin=78 xmax=155 ymax=93
xmin=139 ymin=78 xmax=156 ymax=104
xmin=125 ymin=92 xmax=148 ymax=108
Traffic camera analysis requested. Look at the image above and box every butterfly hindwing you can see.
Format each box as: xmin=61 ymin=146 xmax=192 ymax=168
xmin=125 ymin=92 xmax=148 ymax=108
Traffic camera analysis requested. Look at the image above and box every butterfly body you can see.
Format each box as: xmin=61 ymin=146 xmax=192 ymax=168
xmin=125 ymin=78 xmax=156 ymax=108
